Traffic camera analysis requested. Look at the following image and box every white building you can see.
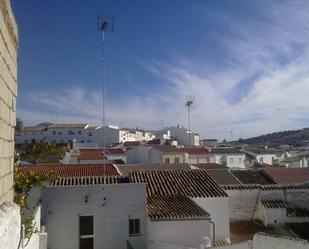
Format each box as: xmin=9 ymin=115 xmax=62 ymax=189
xmin=242 ymin=148 xmax=277 ymax=167
xmin=16 ymin=123 xmax=154 ymax=146
xmin=278 ymin=156 xmax=308 ymax=168
xmin=210 ymin=148 xmax=246 ymax=169
xmin=180 ymin=147 xmax=215 ymax=164
xmin=40 ymin=179 xmax=147 ymax=249
xmin=152 ymin=126 xmax=199 ymax=147
xmin=0 ymin=1 xmax=21 ymax=249
xmin=130 ymin=170 xmax=230 ymax=246
xmin=126 ymin=144 xmax=187 ymax=164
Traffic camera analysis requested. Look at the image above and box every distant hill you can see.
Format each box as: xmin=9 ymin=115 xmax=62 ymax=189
xmin=239 ymin=128 xmax=309 ymax=147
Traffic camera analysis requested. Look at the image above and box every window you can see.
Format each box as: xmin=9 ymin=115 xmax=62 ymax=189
xmin=238 ymin=158 xmax=242 ymax=163
xmin=165 ymin=158 xmax=170 ymax=164
xmin=129 ymin=219 xmax=140 ymax=235
xmin=79 ymin=215 xmax=94 ymax=249
xmin=175 ymin=157 xmax=179 ymax=164
xmin=78 ymin=130 xmax=82 ymax=135
xmin=52 ymin=131 xmax=56 ymax=135
xmin=229 ymin=158 xmax=234 ymax=164
xmin=88 ymin=132 xmax=92 ymax=137
xmin=259 ymin=157 xmax=263 ymax=163
xmin=196 ymin=158 xmax=199 ymax=163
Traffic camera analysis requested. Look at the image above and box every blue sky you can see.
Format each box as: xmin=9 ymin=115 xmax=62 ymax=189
xmin=11 ymin=0 xmax=309 ymax=140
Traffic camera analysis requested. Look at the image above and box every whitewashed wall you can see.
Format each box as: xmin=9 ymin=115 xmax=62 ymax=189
xmin=192 ymin=197 xmax=229 ymax=241
xmin=253 ymin=233 xmax=309 ymax=249
xmin=0 ymin=1 xmax=21 ymax=248
xmin=224 ymin=189 xmax=260 ymax=221
xmin=148 ymin=219 xmax=211 ymax=248
xmin=41 ymin=183 xmax=147 ymax=249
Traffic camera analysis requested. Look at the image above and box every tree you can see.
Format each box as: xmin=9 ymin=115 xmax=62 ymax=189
xmin=16 ymin=118 xmax=23 ymax=132
xmin=14 ymin=153 xmax=57 ymax=238
xmin=20 ymin=142 xmax=66 ymax=164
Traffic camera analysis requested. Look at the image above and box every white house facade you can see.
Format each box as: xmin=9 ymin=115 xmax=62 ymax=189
xmin=41 ymin=182 xmax=147 ymax=249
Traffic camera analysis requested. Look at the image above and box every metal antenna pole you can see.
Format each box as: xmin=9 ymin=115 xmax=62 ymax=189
xmin=101 ymin=27 xmax=106 ymax=181
xmin=188 ymin=105 xmax=191 ymax=147
xmin=98 ymin=14 xmax=114 ymax=182
xmin=185 ymin=96 xmax=194 ymax=147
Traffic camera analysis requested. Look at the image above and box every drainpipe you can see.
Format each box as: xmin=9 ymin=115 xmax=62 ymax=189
xmin=206 ymin=218 xmax=215 ymax=245
xmin=21 ymin=224 xmax=25 ymax=249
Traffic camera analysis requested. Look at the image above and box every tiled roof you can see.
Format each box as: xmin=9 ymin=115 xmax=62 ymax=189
xmin=20 ymin=164 xmax=119 ymax=177
xmin=222 ymin=184 xmax=260 ymax=190
xmin=229 ymin=221 xmax=275 ymax=244
xmin=286 ymin=223 xmax=309 ymax=240
xmin=205 ymin=169 xmax=241 ymax=185
xmin=148 ymin=195 xmax=209 ymax=221
xmin=263 ymin=167 xmax=309 ymax=184
xmin=22 ymin=126 xmax=46 ymax=132
xmin=52 ymin=176 xmax=129 ymax=186
xmin=180 ymin=147 xmax=210 ymax=154
xmin=115 ymin=163 xmax=191 ymax=176
xmin=78 ymin=149 xmax=105 ymax=160
xmin=191 ymin=163 xmax=226 ymax=170
xmin=243 ymin=148 xmax=277 ymax=155
xmin=287 ymin=207 xmax=309 ymax=218
xmin=222 ymin=184 xmax=309 ymax=191
xmin=130 ymin=170 xmax=227 ymax=198
xmin=231 ymin=169 xmax=276 ymax=185
xmin=104 ymin=148 xmax=126 ymax=154
xmin=209 ymin=148 xmax=243 ymax=154
xmin=48 ymin=123 xmax=88 ymax=129
xmin=261 ymin=200 xmax=286 ymax=208
xmin=150 ymin=145 xmax=182 ymax=153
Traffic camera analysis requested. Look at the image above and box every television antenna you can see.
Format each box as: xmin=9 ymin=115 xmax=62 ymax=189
xmin=185 ymin=95 xmax=196 ymax=147
xmin=97 ymin=13 xmax=114 ymax=181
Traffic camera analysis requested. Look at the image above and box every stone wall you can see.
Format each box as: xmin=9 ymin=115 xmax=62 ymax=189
xmin=0 ymin=2 xmax=20 ymax=249
xmin=0 ymin=0 xmax=18 ymax=205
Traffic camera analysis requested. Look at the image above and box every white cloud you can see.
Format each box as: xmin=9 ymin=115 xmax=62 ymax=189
xmin=18 ymin=1 xmax=309 ymax=140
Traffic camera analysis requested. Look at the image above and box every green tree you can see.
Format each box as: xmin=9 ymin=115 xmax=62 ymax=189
xmin=15 ymin=118 xmax=23 ymax=132
xmin=14 ymin=151 xmax=58 ymax=238
xmin=20 ymin=142 xmax=66 ymax=164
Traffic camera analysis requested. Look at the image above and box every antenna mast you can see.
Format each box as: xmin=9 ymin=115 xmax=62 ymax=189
xmin=185 ymin=95 xmax=195 ymax=147
xmin=98 ymin=13 xmax=114 ymax=181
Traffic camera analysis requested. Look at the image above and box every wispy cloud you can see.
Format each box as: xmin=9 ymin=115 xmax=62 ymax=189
xmin=18 ymin=1 xmax=309 ymax=140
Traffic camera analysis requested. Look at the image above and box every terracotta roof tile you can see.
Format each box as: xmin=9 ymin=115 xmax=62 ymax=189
xmin=148 ymin=195 xmax=209 ymax=221
xmin=222 ymin=184 xmax=309 ymax=191
xmin=229 ymin=221 xmax=275 ymax=243
xmin=180 ymin=147 xmax=211 ymax=154
xmin=20 ymin=164 xmax=119 ymax=177
xmin=287 ymin=207 xmax=309 ymax=218
xmin=191 ymin=163 xmax=226 ymax=170
xmin=205 ymin=169 xmax=241 ymax=185
xmin=78 ymin=149 xmax=105 ymax=160
xmin=52 ymin=176 xmax=129 ymax=186
xmin=104 ymin=148 xmax=126 ymax=154
xmin=231 ymin=169 xmax=275 ymax=185
xmin=263 ymin=167 xmax=309 ymax=184
xmin=150 ymin=145 xmax=182 ymax=153
xmin=261 ymin=200 xmax=286 ymax=208
xmin=115 ymin=163 xmax=190 ymax=176
xmin=130 ymin=170 xmax=227 ymax=198
xmin=209 ymin=148 xmax=243 ymax=154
